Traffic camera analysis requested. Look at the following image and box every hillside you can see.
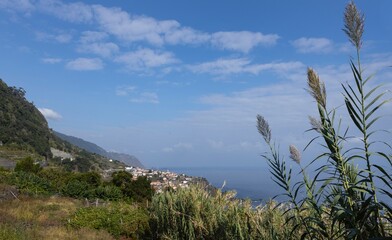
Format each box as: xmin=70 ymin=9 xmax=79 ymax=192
xmin=0 ymin=79 xmax=51 ymax=158
xmin=53 ymin=131 xmax=144 ymax=168
xmin=0 ymin=79 xmax=126 ymax=172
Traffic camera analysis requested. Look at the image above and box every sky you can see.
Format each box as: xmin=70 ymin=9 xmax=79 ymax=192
xmin=0 ymin=0 xmax=392 ymax=169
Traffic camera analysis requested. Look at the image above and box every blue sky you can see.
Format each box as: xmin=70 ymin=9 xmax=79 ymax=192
xmin=0 ymin=0 xmax=391 ymax=169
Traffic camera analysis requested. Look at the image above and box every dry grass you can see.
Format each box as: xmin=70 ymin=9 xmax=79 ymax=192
xmin=0 ymin=195 xmax=114 ymax=240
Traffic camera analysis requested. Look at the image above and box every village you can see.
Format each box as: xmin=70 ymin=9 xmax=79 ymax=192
xmin=105 ymin=166 xmax=210 ymax=193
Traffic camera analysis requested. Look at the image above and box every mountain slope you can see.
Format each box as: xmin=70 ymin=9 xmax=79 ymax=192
xmin=0 ymin=78 xmax=127 ymax=172
xmin=0 ymin=79 xmax=51 ymax=157
xmin=53 ymin=131 xmax=144 ymax=168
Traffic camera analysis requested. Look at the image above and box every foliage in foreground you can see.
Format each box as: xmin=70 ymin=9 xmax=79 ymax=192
xmin=257 ymin=2 xmax=392 ymax=239
xmin=149 ymin=185 xmax=289 ymax=240
xmin=0 ymin=196 xmax=115 ymax=240
xmin=69 ymin=202 xmax=150 ymax=239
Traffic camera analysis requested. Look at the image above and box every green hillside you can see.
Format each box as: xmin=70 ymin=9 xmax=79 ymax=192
xmin=54 ymin=131 xmax=144 ymax=168
xmin=0 ymin=79 xmax=51 ymax=158
xmin=0 ymin=79 xmax=126 ymax=172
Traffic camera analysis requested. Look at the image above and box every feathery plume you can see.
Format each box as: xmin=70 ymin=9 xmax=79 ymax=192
xmin=343 ymin=1 xmax=364 ymax=50
xmin=289 ymin=145 xmax=301 ymax=164
xmin=307 ymin=68 xmax=327 ymax=108
xmin=308 ymin=116 xmax=322 ymax=133
xmin=256 ymin=114 xmax=271 ymax=144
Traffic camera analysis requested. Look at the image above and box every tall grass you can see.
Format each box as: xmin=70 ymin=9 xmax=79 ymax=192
xmin=149 ymin=185 xmax=291 ymax=240
xmin=257 ymin=2 xmax=392 ymax=239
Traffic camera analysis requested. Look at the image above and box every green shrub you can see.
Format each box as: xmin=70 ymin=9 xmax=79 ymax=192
xmin=69 ymin=203 xmax=150 ymax=239
xmin=89 ymin=185 xmax=123 ymax=201
xmin=14 ymin=156 xmax=41 ymax=174
xmin=77 ymin=171 xmax=101 ymax=187
xmin=7 ymin=171 xmax=53 ymax=196
xmin=111 ymin=171 xmax=153 ymax=202
xmin=38 ymin=168 xmax=71 ymax=190
xmin=111 ymin=171 xmax=133 ymax=188
xmin=61 ymin=179 xmax=91 ymax=198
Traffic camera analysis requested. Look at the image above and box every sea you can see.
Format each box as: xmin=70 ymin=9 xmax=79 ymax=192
xmin=161 ymin=166 xmax=282 ymax=205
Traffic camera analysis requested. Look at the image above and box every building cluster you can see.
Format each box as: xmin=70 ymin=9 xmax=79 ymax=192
xmin=125 ymin=167 xmax=207 ymax=193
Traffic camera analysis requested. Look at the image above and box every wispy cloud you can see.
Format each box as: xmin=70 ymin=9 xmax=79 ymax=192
xmin=115 ymin=85 xmax=137 ymax=96
xmin=291 ymin=37 xmax=334 ymax=53
xmin=189 ymin=58 xmax=305 ymax=77
xmin=115 ymin=48 xmax=178 ymax=71
xmin=0 ymin=0 xmax=35 ymax=12
xmin=1 ymin=0 xmax=278 ymax=54
xmin=211 ymin=31 xmax=279 ymax=53
xmin=37 ymin=0 xmax=93 ymax=23
xmin=42 ymin=57 xmax=62 ymax=64
xmin=116 ymin=85 xmax=159 ymax=104
xmin=66 ymin=57 xmax=103 ymax=71
xmin=35 ymin=31 xmax=73 ymax=43
xmin=162 ymin=142 xmax=193 ymax=152
xmin=38 ymin=107 xmax=62 ymax=120
xmin=129 ymin=92 xmax=159 ymax=104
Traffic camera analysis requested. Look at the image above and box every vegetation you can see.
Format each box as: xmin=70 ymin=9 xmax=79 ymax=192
xmin=14 ymin=156 xmax=42 ymax=174
xmin=69 ymin=203 xmax=150 ymax=239
xmin=149 ymin=185 xmax=289 ymax=240
xmin=257 ymin=2 xmax=392 ymax=239
xmin=0 ymin=80 xmax=52 ymax=158
xmin=0 ymin=2 xmax=391 ymax=240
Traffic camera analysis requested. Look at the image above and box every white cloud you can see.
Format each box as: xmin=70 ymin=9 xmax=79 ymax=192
xmin=35 ymin=31 xmax=72 ymax=43
xmin=77 ymin=31 xmax=119 ymax=58
xmin=130 ymin=92 xmax=159 ymax=104
xmin=92 ymin=5 xmax=171 ymax=45
xmin=78 ymin=42 xmax=119 ymax=58
xmin=164 ymin=27 xmax=210 ymax=45
xmin=37 ymin=0 xmax=93 ymax=23
xmin=115 ymin=48 xmax=178 ymax=71
xmin=211 ymin=31 xmax=279 ymax=53
xmin=116 ymin=85 xmax=137 ymax=96
xmin=0 ymin=0 xmax=35 ymax=12
xmin=55 ymin=33 xmax=72 ymax=43
xmin=162 ymin=142 xmax=193 ymax=153
xmin=42 ymin=57 xmax=62 ymax=63
xmin=1 ymin=0 xmax=279 ymax=54
xmin=66 ymin=58 xmax=103 ymax=71
xmin=291 ymin=37 xmax=334 ymax=53
xmin=116 ymin=86 xmax=159 ymax=104
xmin=189 ymin=58 xmax=252 ymax=75
xmin=189 ymin=58 xmax=305 ymax=77
xmin=80 ymin=31 xmax=108 ymax=42
xmin=38 ymin=107 xmax=62 ymax=120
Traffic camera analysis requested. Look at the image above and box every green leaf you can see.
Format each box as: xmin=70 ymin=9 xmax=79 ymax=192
xmin=345 ymin=98 xmax=363 ymax=131
xmin=365 ymin=99 xmax=390 ymax=121
xmin=350 ymin=61 xmax=363 ymax=93
xmin=364 ymin=91 xmax=387 ymax=112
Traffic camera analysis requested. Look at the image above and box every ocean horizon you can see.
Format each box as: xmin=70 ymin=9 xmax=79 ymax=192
xmin=159 ymin=166 xmax=281 ymax=203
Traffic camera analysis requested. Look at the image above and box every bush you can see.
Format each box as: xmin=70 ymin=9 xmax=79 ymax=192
xmin=14 ymin=156 xmax=41 ymax=174
xmin=69 ymin=203 xmax=150 ymax=239
xmin=38 ymin=168 xmax=71 ymax=190
xmin=89 ymin=185 xmax=123 ymax=201
xmin=7 ymin=171 xmax=53 ymax=196
xmin=61 ymin=179 xmax=91 ymax=198
xmin=111 ymin=171 xmax=133 ymax=188
xmin=111 ymin=171 xmax=153 ymax=202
